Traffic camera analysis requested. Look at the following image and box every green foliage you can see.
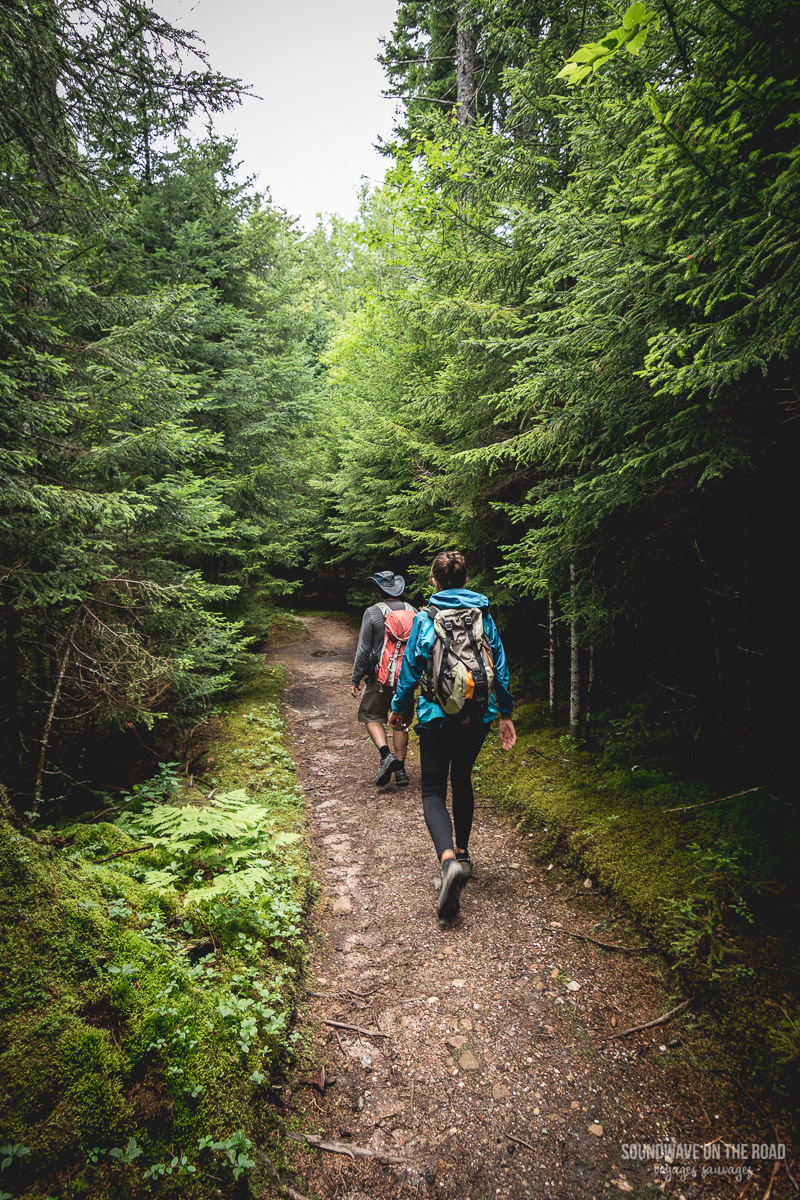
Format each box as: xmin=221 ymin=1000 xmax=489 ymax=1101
xmin=88 ymin=1138 xmax=143 ymax=1167
xmin=198 ymin=1130 xmax=255 ymax=1181
xmin=0 ymin=666 xmax=310 ymax=1198
xmin=308 ymin=0 xmax=800 ymax=776
xmin=0 ymin=6 xmax=318 ymax=808
xmin=121 ymin=762 xmax=183 ymax=809
xmin=662 ymin=842 xmax=755 ymax=978
xmin=557 ymin=2 xmax=660 ymax=85
xmin=0 ymin=1143 xmax=30 ymax=1171
xmin=118 ymin=787 xmax=302 ymax=911
xmin=767 ymin=1007 xmax=800 ymax=1070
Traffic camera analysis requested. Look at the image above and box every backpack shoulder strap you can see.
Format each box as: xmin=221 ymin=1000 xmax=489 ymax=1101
xmin=420 ymin=606 xmax=438 ymax=699
xmin=376 ymin=601 xmax=389 ymax=618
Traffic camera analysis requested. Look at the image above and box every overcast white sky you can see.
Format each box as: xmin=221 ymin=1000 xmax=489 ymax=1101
xmin=155 ymin=0 xmax=401 ymax=230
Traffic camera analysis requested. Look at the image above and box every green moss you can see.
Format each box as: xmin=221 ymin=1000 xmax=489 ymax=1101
xmin=477 ymin=713 xmax=800 ymax=1127
xmin=0 ymin=660 xmax=313 ymax=1198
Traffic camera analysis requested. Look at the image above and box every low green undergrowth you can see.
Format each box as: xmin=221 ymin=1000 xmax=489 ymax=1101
xmin=0 ymin=665 xmax=312 ymax=1199
xmin=477 ymin=701 xmax=800 ymax=1126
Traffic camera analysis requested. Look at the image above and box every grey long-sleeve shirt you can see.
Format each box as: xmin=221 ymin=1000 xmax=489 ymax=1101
xmin=351 ymin=599 xmax=414 ymax=685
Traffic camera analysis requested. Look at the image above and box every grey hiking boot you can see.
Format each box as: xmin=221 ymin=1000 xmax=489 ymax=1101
xmin=437 ymin=858 xmax=469 ymax=920
xmin=455 ymin=850 xmax=472 ymax=878
xmin=375 ymin=753 xmax=399 ymax=787
xmin=394 ymin=764 xmax=410 ymax=787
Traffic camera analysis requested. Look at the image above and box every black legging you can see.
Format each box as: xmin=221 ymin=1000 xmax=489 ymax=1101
xmin=417 ymin=721 xmax=490 ymax=859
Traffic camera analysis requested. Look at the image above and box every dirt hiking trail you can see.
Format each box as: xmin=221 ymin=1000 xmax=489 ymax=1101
xmin=266 ymin=615 xmax=792 ymax=1200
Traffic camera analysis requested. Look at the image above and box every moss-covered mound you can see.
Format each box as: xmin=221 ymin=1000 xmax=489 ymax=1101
xmin=476 ymin=700 xmax=800 ymax=1128
xmin=0 ymin=664 xmax=311 ymax=1199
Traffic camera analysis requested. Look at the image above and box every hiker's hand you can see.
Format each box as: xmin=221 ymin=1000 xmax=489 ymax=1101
xmin=350 ymin=684 xmax=361 ymax=699
xmin=388 ymin=710 xmax=403 ymax=727
xmin=499 ymin=716 xmax=516 ymax=751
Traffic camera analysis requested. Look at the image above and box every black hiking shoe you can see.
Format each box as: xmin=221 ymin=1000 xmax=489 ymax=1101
xmin=455 ymin=850 xmax=472 ymax=878
xmin=437 ymin=858 xmax=469 ymax=920
xmin=375 ymin=753 xmax=399 ymax=787
xmin=394 ymin=764 xmax=410 ymax=787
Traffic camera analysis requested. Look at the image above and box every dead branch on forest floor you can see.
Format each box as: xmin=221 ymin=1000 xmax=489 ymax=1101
xmin=555 ymin=928 xmax=649 ymax=953
xmin=322 ymin=1019 xmax=388 ymax=1038
xmin=598 ymin=998 xmax=693 ymax=1043
xmin=305 ymin=985 xmax=385 ymax=1000
xmin=505 ymin=1130 xmax=537 ymax=1152
xmin=259 ymin=1151 xmax=310 ymax=1200
xmin=663 ymin=786 xmax=764 ymax=813
xmin=297 ymin=1134 xmax=412 ymax=1165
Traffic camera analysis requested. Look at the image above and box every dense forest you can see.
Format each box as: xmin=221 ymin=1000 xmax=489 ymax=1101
xmin=316 ymin=0 xmax=800 ymax=788
xmin=4 ymin=0 xmax=799 ymax=806
xmin=1 ymin=0 xmax=799 ymax=1195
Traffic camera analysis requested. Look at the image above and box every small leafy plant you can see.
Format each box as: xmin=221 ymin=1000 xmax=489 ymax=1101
xmin=198 ymin=1130 xmax=255 ymax=1180
xmin=662 ymin=842 xmax=755 ymax=977
xmin=87 ymin=1138 xmax=142 ymax=1166
xmin=120 ymin=762 xmax=183 ymax=810
xmin=117 ymin=787 xmax=300 ymax=906
xmin=1 ymin=1143 xmax=30 ymax=1171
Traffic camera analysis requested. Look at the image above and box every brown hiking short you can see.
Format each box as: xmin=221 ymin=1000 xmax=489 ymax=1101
xmin=357 ymin=678 xmax=414 ymax=726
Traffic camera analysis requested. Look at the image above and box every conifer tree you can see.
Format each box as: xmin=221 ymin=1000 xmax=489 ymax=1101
xmin=0 ymin=2 xmax=316 ymax=805
xmin=315 ymin=0 xmax=800 ymax=773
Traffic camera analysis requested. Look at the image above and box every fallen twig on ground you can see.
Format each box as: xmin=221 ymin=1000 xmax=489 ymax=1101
xmin=557 ymin=928 xmax=648 ymax=953
xmin=662 ymin=785 xmax=764 ymax=813
xmin=787 ymin=1161 xmax=800 ymax=1195
xmin=259 ymin=1151 xmax=310 ymax=1200
xmin=306 ymin=984 xmax=383 ymax=1002
xmin=505 ymin=1130 xmax=536 ymax=1152
xmin=300 ymin=1135 xmax=411 ymax=1165
xmin=763 ymin=1159 xmax=781 ymax=1200
xmin=599 ymin=998 xmax=693 ymax=1043
xmin=322 ymin=1019 xmax=388 ymax=1038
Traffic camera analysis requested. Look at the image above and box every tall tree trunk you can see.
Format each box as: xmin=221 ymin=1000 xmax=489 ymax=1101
xmin=569 ymin=561 xmax=581 ymax=739
xmin=548 ymin=594 xmax=559 ymax=723
xmin=138 ymin=44 xmax=153 ymax=185
xmin=586 ymin=573 xmax=597 ymax=725
xmin=32 ymin=625 xmax=74 ymax=812
xmin=456 ymin=2 xmax=476 ymax=127
xmin=586 ymin=637 xmax=595 ymax=725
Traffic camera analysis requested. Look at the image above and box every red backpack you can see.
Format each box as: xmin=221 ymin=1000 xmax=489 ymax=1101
xmin=375 ymin=602 xmax=416 ymax=688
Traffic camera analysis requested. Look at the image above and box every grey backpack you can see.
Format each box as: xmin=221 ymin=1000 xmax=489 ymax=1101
xmin=420 ymin=606 xmax=495 ymax=718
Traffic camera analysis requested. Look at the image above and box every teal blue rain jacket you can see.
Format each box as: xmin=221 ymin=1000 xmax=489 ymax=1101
xmin=390 ymin=588 xmax=514 ymax=725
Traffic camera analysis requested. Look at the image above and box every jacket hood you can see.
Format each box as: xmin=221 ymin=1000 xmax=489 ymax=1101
xmin=429 ymin=588 xmax=490 ymax=610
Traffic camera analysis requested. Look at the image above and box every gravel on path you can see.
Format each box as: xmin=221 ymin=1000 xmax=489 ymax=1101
xmin=265 ymin=615 xmax=794 ymax=1200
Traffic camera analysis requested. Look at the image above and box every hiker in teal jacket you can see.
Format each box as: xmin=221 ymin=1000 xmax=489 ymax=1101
xmin=389 ymin=551 xmax=516 ymax=920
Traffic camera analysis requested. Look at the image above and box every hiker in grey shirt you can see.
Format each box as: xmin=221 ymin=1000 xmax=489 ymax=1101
xmin=350 ymin=570 xmax=415 ymax=787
